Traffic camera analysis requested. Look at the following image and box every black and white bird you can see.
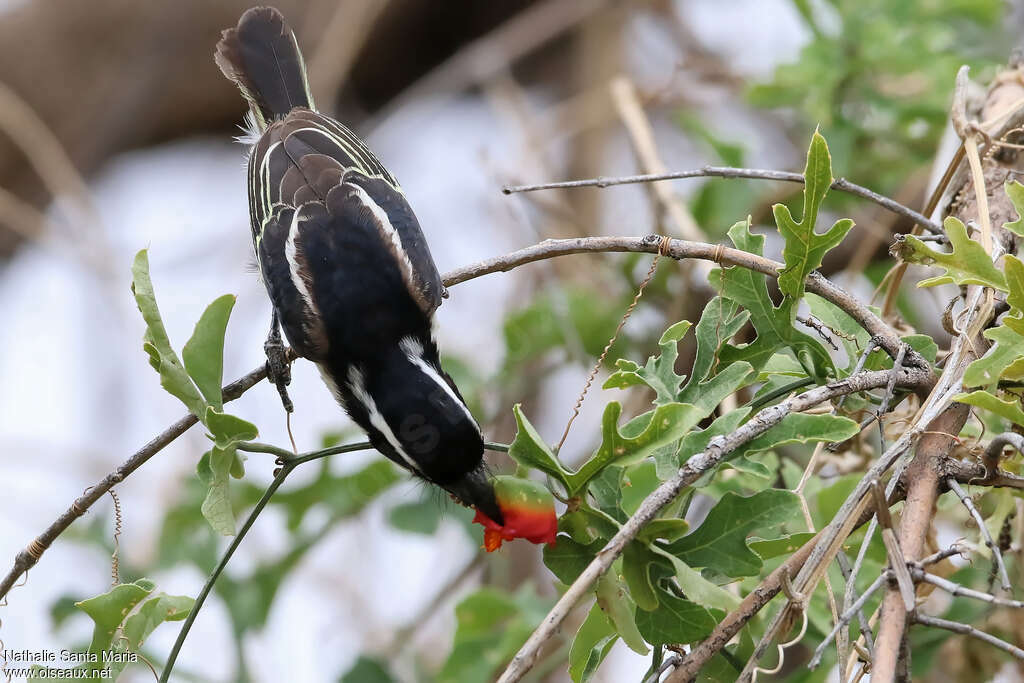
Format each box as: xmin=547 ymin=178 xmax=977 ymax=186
xmin=215 ymin=7 xmax=503 ymax=524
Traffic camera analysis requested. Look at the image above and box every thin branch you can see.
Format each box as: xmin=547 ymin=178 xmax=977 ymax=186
xmin=946 ymin=478 xmax=1012 ymax=592
xmin=159 ymin=464 xmax=290 ymax=682
xmin=502 ymin=166 xmax=943 ymax=235
xmin=809 ymin=571 xmax=889 ymax=669
xmin=912 ymin=613 xmax=1024 ymax=661
xmin=911 ymin=567 xmax=1024 ymax=609
xmin=496 ymin=367 xmax=933 ymax=683
xmin=982 ymin=432 xmax=1024 ymax=475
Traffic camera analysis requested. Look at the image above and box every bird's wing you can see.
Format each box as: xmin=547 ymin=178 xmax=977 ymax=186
xmin=249 ymin=110 xmax=444 ymax=316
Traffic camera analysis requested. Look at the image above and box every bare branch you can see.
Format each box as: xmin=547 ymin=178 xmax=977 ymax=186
xmin=809 ymin=571 xmax=889 ymax=669
xmin=946 ymin=478 xmax=1012 ymax=592
xmin=497 ymin=367 xmax=933 ymax=683
xmin=911 ymin=568 xmax=1024 ymax=609
xmin=983 ymin=432 xmax=1024 ymax=475
xmin=912 ymin=613 xmax=1024 ymax=661
xmin=502 ymin=165 xmax=943 ymax=235
xmin=872 ymin=403 xmax=971 ymax=680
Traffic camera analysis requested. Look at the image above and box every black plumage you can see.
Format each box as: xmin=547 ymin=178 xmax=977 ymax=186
xmin=216 ymin=6 xmax=501 ymax=523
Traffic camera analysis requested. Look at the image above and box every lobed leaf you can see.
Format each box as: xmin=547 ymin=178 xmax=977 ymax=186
xmin=666 ymin=489 xmax=802 ymax=577
xmin=775 ymin=131 xmax=855 ymax=300
xmin=711 ymin=219 xmax=834 ymax=377
xmin=894 ymin=217 xmax=1006 ymax=290
xmin=508 ymin=404 xmax=571 ymax=488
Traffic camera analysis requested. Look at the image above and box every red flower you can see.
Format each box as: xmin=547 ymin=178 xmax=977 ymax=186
xmin=472 ymin=476 xmax=557 ymax=552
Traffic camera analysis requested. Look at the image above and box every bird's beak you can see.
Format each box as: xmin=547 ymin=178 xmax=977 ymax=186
xmin=445 ymin=467 xmax=504 ymax=526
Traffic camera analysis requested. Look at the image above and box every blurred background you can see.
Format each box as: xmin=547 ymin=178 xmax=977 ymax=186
xmin=0 ymin=0 xmax=1015 ymax=681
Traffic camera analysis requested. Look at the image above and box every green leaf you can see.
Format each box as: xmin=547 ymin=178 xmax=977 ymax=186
xmin=739 ymin=413 xmax=859 ymax=454
xmin=775 ymin=131 xmax=855 ymax=299
xmin=1005 ymin=255 xmax=1024 ymax=314
xmin=568 ymin=402 xmax=703 ymax=493
xmin=711 ymin=219 xmax=833 ymax=376
xmin=340 ymin=656 xmax=394 ymax=683
xmin=666 ymin=490 xmax=802 ymax=577
xmin=131 ymin=250 xmax=206 ymax=417
xmin=636 ymin=518 xmax=690 ymax=544
xmin=182 ymin=294 xmax=235 ymax=410
xmin=964 ymin=324 xmax=1024 ymax=387
xmin=595 ymin=570 xmax=649 ymax=654
xmin=895 ymin=216 xmax=1006 ymax=290
xmin=199 ymin=446 xmax=237 ymax=535
xmin=73 ymin=580 xmax=193 ymax=677
xmin=955 ymin=391 xmax=1024 ymax=428
xmin=649 ymin=547 xmax=741 ymax=613
xmin=205 ymin=407 xmax=258 ymax=448
xmin=569 ymin=603 xmax=618 ymax=683
xmin=677 ymin=297 xmax=750 ymax=406
xmin=1004 ymin=180 xmax=1024 ymax=237
xmin=749 ymin=532 xmax=816 ymax=559
xmin=544 ymin=536 xmax=601 ymax=585
xmin=604 ymin=320 xmax=691 ymax=404
xmin=508 ymin=405 xmax=570 ymax=488
xmin=622 ymin=541 xmax=673 ymax=611
xmin=634 ymin=591 xmax=717 ymax=645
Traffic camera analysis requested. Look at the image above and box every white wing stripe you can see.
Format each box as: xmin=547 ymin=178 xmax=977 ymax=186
xmin=347 ymin=367 xmax=422 ymax=473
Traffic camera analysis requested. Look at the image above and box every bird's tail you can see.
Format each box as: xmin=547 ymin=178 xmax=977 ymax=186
xmin=215 ymin=6 xmax=314 ymax=130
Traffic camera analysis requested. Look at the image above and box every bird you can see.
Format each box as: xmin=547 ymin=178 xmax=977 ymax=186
xmin=215 ymin=6 xmax=505 ymax=526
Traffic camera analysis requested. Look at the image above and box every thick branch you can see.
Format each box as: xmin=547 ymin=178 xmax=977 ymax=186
xmin=497 ymin=367 xmax=933 ymax=683
xmin=502 ymin=166 xmax=943 ymax=235
xmin=872 ymin=403 xmax=970 ymax=681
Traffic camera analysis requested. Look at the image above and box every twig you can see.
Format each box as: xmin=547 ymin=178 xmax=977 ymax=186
xmin=912 ymin=613 xmax=1024 ymax=661
xmin=911 ymin=567 xmax=1024 ymax=609
xmin=159 ymin=440 xmax=376 ymax=682
xmin=796 ymin=315 xmax=839 ymax=351
xmin=946 ymin=478 xmax=1012 ymax=592
xmin=982 ymin=432 xmax=1024 ymax=475
xmin=496 ymin=367 xmax=933 ymax=683
xmin=502 ymin=166 xmax=943 ymax=235
xmin=643 ymin=655 xmax=680 ymax=683
xmin=916 ymin=545 xmax=967 ymax=567
xmin=809 ymin=571 xmax=889 ymax=669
